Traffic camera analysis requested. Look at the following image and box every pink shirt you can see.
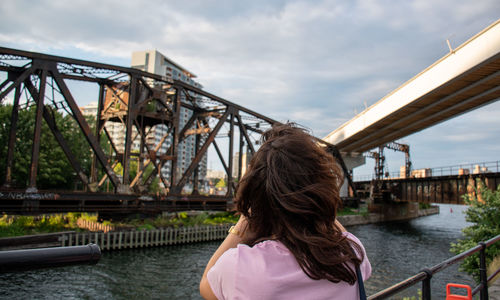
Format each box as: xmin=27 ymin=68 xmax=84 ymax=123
xmin=207 ymin=232 xmax=371 ymax=300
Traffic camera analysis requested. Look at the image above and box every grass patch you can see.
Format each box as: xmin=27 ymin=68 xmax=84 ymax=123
xmin=337 ymin=206 xmax=368 ymax=216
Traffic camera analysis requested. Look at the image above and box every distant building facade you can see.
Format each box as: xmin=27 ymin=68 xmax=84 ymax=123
xmin=131 ymin=50 xmax=207 ymax=186
xmin=232 ymin=151 xmax=252 ymax=179
xmin=80 ymin=102 xmax=141 ymax=153
xmin=206 ymin=169 xmax=226 ymax=179
xmin=80 ymin=49 xmax=207 ymax=189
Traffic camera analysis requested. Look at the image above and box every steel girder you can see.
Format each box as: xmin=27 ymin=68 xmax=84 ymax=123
xmin=0 ymin=47 xmax=352 ymax=212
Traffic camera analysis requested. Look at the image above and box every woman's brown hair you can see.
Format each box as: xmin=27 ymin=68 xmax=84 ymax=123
xmin=236 ymin=123 xmax=363 ymax=284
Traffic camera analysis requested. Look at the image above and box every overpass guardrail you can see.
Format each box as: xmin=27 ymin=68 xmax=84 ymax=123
xmin=368 ymin=233 xmax=500 ymax=300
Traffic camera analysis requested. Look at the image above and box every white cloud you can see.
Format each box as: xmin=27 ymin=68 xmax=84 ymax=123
xmin=1 ymin=0 xmax=499 ymax=171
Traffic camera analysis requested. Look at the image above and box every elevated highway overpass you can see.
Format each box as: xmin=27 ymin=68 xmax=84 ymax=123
xmin=324 ymin=19 xmax=500 ymax=155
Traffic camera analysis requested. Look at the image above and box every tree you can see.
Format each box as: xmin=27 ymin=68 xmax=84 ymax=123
xmin=215 ymin=178 xmax=226 ymax=189
xmin=450 ymin=183 xmax=500 ymax=282
xmin=113 ymin=157 xmax=161 ymax=194
xmin=0 ymin=104 xmax=91 ymax=190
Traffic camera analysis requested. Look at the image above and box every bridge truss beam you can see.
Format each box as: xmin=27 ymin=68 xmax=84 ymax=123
xmin=0 ymin=47 xmax=351 ymax=213
xmin=355 ymin=172 xmax=500 ymax=204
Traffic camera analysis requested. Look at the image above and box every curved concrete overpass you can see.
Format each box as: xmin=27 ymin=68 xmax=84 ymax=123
xmin=324 ymin=19 xmax=500 ymax=154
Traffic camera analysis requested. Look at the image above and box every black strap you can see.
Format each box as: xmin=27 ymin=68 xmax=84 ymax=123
xmin=356 ymin=264 xmax=367 ymax=300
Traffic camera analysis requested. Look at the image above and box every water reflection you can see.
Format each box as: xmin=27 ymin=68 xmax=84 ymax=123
xmin=0 ymin=204 xmax=472 ymax=299
xmin=351 ymin=204 xmax=473 ymax=298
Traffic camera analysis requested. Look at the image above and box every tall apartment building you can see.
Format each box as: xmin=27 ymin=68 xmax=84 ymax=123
xmin=131 ymin=50 xmax=207 ymax=187
xmin=80 ymin=102 xmax=141 ymax=153
xmin=232 ymin=151 xmax=252 ymax=179
xmin=80 ymin=50 xmax=208 ymax=190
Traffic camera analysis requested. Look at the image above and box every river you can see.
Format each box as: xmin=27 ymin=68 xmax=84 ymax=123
xmin=0 ymin=204 xmax=472 ymax=299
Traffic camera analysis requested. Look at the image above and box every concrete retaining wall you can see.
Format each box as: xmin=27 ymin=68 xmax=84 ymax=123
xmin=338 ymin=205 xmax=440 ymax=227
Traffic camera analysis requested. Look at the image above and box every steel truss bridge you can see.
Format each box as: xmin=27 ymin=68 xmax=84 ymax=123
xmin=355 ymin=172 xmax=500 ymax=204
xmin=0 ymin=47 xmax=353 ymax=214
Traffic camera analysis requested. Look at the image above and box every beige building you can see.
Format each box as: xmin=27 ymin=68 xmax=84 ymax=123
xmin=131 ymin=50 xmax=207 ymax=185
xmin=80 ymin=102 xmax=141 ymax=153
xmin=81 ymin=50 xmax=208 ymax=189
xmin=232 ymin=151 xmax=252 ymax=179
xmin=206 ymin=169 xmax=226 ymax=179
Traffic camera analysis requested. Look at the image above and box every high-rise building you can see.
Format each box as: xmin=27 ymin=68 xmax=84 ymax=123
xmin=232 ymin=151 xmax=252 ymax=179
xmin=131 ymin=50 xmax=207 ymax=187
xmin=80 ymin=50 xmax=208 ymax=190
xmin=80 ymin=102 xmax=141 ymax=153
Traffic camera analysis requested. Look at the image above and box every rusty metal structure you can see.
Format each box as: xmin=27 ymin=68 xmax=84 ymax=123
xmin=363 ymin=142 xmax=412 ymax=202
xmin=355 ymin=171 xmax=500 ymax=204
xmin=385 ymin=142 xmax=411 ymax=178
xmin=0 ymin=47 xmax=352 ymax=213
xmin=365 ymin=142 xmax=411 ymax=181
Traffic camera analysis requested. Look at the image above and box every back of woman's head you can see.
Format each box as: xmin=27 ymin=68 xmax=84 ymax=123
xmin=236 ymin=123 xmax=362 ymax=284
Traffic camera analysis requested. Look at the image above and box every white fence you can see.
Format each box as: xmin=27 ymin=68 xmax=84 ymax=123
xmin=61 ymin=224 xmax=233 ymax=251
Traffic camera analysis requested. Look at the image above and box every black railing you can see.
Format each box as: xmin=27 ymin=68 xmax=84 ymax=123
xmin=368 ymin=234 xmax=500 ymax=299
xmin=0 ymin=244 xmax=101 ymax=273
xmin=355 ymin=160 xmax=500 ymax=182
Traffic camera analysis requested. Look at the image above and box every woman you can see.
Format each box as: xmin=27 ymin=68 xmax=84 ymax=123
xmin=200 ymin=123 xmax=371 ymax=299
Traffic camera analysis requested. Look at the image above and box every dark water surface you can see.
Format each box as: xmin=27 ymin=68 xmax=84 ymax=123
xmin=0 ymin=204 xmax=472 ymax=299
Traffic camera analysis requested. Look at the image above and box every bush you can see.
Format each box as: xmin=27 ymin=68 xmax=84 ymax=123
xmin=450 ymin=183 xmax=500 ymax=282
xmin=418 ymin=202 xmax=431 ymax=210
xmin=0 ymin=214 xmax=76 ymax=237
xmin=0 ymin=211 xmax=240 ymax=237
xmin=203 ymin=212 xmax=239 ymax=225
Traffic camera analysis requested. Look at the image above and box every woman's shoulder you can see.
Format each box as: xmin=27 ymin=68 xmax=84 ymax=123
xmin=240 ymin=239 xmax=290 ymax=253
xmin=207 ymin=240 xmax=298 ymax=299
xmin=210 ymin=240 xmax=292 ymax=273
xmin=343 ymin=231 xmax=363 ymax=245
xmin=343 ymin=231 xmax=372 ymax=280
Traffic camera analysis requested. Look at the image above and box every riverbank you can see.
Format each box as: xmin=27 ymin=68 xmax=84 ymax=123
xmin=0 ymin=204 xmax=470 ymax=299
xmin=0 ymin=206 xmax=439 ymax=251
xmin=338 ymin=205 xmax=440 ymax=226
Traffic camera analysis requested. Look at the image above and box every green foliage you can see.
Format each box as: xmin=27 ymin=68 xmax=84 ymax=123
xmin=337 ymin=206 xmax=368 ymax=216
xmin=203 ymin=212 xmax=239 ymax=225
xmin=402 ymin=289 xmax=422 ymax=300
xmin=110 ymin=153 xmax=161 ymax=194
xmin=0 ymin=104 xmax=92 ymax=189
xmin=65 ymin=212 xmax=81 ymax=227
xmin=110 ymin=211 xmax=238 ymax=230
xmin=137 ymin=223 xmax=155 ymax=231
xmin=145 ymin=101 xmax=157 ymax=112
xmin=450 ymin=184 xmax=500 ymax=282
xmin=79 ymin=213 xmax=98 ymax=222
xmin=0 ymin=214 xmax=79 ymax=237
xmin=215 ymin=178 xmax=226 ymax=188
xmin=419 ymin=202 xmax=431 ymax=210
xmin=0 ymin=211 xmax=239 ymax=237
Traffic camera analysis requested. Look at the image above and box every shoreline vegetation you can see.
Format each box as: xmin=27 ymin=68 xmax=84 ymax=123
xmin=0 ymin=207 xmax=368 ymax=239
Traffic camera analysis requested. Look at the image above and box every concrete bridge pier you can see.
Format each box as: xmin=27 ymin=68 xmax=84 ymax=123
xmin=339 ymin=152 xmax=366 ymax=197
xmin=368 ymin=201 xmax=420 ymax=222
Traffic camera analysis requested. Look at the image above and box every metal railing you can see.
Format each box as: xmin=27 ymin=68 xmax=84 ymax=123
xmin=355 ymin=160 xmax=500 ymax=182
xmin=368 ymin=233 xmax=500 ymax=299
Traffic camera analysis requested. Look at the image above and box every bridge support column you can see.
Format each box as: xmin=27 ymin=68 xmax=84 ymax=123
xmin=340 ymin=153 xmax=366 ymax=197
xmin=368 ymin=201 xmax=419 ymax=222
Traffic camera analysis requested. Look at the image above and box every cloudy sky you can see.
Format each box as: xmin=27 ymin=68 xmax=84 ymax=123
xmin=1 ymin=0 xmax=499 ymax=176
